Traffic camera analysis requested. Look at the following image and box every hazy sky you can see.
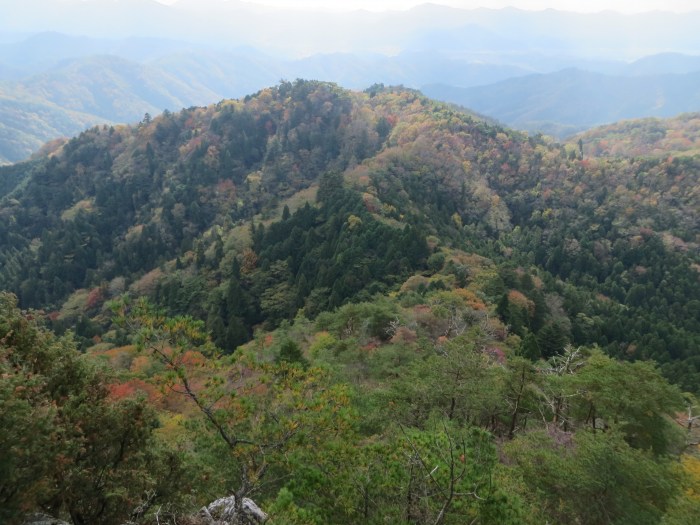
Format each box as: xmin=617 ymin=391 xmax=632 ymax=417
xmin=158 ymin=0 xmax=699 ymax=13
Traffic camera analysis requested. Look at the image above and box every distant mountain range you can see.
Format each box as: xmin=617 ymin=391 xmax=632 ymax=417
xmin=3 ymin=47 xmax=700 ymax=163
xmin=1 ymin=2 xmax=700 ymax=162
xmin=424 ymin=69 xmax=700 ymax=138
xmin=3 ymin=1 xmax=700 ymax=58
xmin=0 ymin=53 xmax=222 ymax=163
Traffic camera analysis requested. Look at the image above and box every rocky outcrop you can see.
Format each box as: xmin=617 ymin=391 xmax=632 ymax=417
xmin=22 ymin=515 xmax=70 ymax=525
xmin=22 ymin=495 xmax=268 ymax=525
xmin=199 ymin=496 xmax=268 ymax=524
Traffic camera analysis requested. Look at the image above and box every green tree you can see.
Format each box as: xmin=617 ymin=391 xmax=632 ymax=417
xmin=536 ymin=322 xmax=568 ymax=359
xmin=276 ymin=339 xmax=307 ymax=367
xmin=395 ymin=423 xmax=524 ymax=524
xmin=0 ymin=293 xmax=177 ymax=525
xmin=568 ymin=349 xmax=684 ymax=453
xmin=504 ymin=428 xmax=681 ymax=525
xmin=385 ymin=332 xmax=507 ymax=435
xmin=114 ymin=296 xmax=354 ymax=521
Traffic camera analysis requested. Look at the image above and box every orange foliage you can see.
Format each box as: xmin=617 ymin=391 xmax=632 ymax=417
xmin=240 ymin=248 xmax=258 ymax=274
xmin=109 ymin=381 xmax=138 ymax=399
xmin=130 ymin=355 xmax=151 ymax=374
xmin=454 ymin=288 xmax=487 ymax=310
xmin=361 ymin=341 xmax=380 ymax=352
xmin=391 ymin=326 xmax=417 ymax=344
xmin=182 ymin=350 xmax=206 ymax=368
xmin=507 ymin=289 xmax=535 ymax=316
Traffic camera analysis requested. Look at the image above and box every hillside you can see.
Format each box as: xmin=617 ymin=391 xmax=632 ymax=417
xmin=0 ymin=54 xmax=229 ymax=164
xmin=0 ymin=45 xmax=529 ymax=164
xmin=574 ymin=112 xmax=700 ymax=158
xmin=2 ymin=80 xmax=700 ymax=525
xmin=424 ymin=69 xmax=700 ymax=138
xmin=0 ymin=89 xmax=108 ymax=165
xmin=1 ymin=0 xmax=700 ymax=168
xmin=1 ymin=80 xmax=699 ymax=389
xmin=2 ymin=11 xmax=700 ymax=167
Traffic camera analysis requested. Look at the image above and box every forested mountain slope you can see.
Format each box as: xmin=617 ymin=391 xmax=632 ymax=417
xmin=0 ymin=89 xmax=108 ymax=165
xmin=574 ymin=112 xmax=700 ymax=158
xmin=0 ymin=54 xmax=224 ymax=164
xmin=0 ymin=80 xmax=699 ymax=390
xmin=2 ymin=80 xmax=700 ymax=525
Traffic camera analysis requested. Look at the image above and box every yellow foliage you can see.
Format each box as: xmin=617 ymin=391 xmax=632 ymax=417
xmin=346 ymin=214 xmax=362 ymax=230
xmin=400 ymin=275 xmax=430 ymax=293
xmin=124 ymin=224 xmax=145 ymax=244
xmin=61 ymin=198 xmax=94 ymax=221
xmin=309 ymin=332 xmax=337 ymax=358
xmin=682 ymin=455 xmax=700 ymax=499
xmin=155 ymin=413 xmax=188 ymax=443
xmin=58 ymin=289 xmax=90 ymax=320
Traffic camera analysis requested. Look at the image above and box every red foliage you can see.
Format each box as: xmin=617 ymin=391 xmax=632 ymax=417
xmin=483 ymin=346 xmax=506 ymax=364
xmin=215 ymin=178 xmax=236 ymax=194
xmin=108 ymin=378 xmax=159 ymax=403
xmin=361 ymin=341 xmax=380 ymax=352
xmin=85 ymin=287 xmax=104 ymax=310
xmin=362 ymin=192 xmax=380 ymax=213
xmin=108 ymin=381 xmax=137 ymax=400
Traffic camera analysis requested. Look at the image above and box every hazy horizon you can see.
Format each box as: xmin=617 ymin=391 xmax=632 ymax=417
xmin=1 ymin=0 xmax=700 ymax=164
xmin=156 ymin=0 xmax=700 ymax=14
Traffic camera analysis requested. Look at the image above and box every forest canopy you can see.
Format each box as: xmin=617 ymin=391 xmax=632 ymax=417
xmin=1 ymin=80 xmax=699 ymax=524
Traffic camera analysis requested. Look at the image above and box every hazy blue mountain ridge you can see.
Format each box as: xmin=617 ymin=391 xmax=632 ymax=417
xmin=1 ymin=2 xmax=700 ymax=161
xmin=424 ymin=69 xmax=700 ymax=138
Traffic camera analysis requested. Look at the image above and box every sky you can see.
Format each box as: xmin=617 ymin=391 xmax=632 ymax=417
xmin=157 ymin=0 xmax=700 ymax=13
